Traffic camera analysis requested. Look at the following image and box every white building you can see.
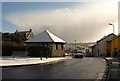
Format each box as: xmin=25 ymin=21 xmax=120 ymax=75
xmin=94 ymin=33 xmax=116 ymax=57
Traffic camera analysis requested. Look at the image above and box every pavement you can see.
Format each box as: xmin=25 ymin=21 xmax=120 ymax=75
xmin=0 ymin=56 xmax=72 ymax=67
xmin=105 ymin=57 xmax=120 ymax=80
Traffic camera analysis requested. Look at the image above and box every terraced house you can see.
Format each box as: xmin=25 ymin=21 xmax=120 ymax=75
xmin=2 ymin=29 xmax=34 ymax=56
xmin=14 ymin=29 xmax=34 ymax=41
xmin=92 ymin=33 xmax=116 ymax=57
xmin=92 ymin=33 xmax=120 ymax=57
xmin=107 ymin=34 xmax=120 ymax=57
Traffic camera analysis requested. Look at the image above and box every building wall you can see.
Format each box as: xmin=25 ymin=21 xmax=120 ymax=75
xmin=97 ymin=35 xmax=115 ymax=57
xmin=51 ymin=44 xmax=65 ymax=57
xmin=26 ymin=32 xmax=34 ymax=40
xmin=106 ymin=41 xmax=111 ymax=57
xmin=118 ymin=36 xmax=120 ymax=49
xmin=111 ymin=36 xmax=120 ymax=57
xmin=26 ymin=43 xmax=43 ymax=47
xmin=16 ymin=29 xmax=34 ymax=41
xmin=97 ymin=41 xmax=106 ymax=56
xmin=92 ymin=45 xmax=98 ymax=57
xmin=26 ymin=43 xmax=65 ymax=57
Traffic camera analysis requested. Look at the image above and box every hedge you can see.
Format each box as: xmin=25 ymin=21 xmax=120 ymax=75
xmin=2 ymin=45 xmax=52 ymax=57
xmin=2 ymin=45 xmax=12 ymax=56
xmin=2 ymin=45 xmax=26 ymax=56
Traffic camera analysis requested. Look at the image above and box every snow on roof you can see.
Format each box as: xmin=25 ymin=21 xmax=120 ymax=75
xmin=25 ymin=30 xmax=66 ymax=43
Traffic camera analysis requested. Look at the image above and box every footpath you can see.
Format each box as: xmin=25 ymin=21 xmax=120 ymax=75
xmin=0 ymin=56 xmax=72 ymax=67
xmin=104 ymin=57 xmax=120 ymax=81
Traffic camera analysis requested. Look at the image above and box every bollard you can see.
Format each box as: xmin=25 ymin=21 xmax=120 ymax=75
xmin=40 ymin=51 xmax=42 ymax=60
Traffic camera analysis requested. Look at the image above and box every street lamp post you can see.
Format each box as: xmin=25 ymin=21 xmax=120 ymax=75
xmin=109 ymin=23 xmax=114 ymax=34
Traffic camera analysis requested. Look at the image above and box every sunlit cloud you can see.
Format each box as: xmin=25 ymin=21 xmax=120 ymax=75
xmin=5 ymin=1 xmax=118 ymax=42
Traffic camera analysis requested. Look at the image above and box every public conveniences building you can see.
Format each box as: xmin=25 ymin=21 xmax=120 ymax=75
xmin=25 ymin=30 xmax=66 ymax=57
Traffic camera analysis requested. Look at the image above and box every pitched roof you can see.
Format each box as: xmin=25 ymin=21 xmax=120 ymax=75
xmin=97 ymin=33 xmax=116 ymax=43
xmin=108 ymin=33 xmax=120 ymax=42
xmin=15 ymin=29 xmax=32 ymax=34
xmin=25 ymin=30 xmax=66 ymax=43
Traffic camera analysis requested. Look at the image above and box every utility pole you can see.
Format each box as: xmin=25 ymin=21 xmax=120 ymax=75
xmin=74 ymin=40 xmax=77 ymax=53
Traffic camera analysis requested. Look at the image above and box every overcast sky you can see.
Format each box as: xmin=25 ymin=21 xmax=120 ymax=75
xmin=2 ymin=0 xmax=119 ymax=42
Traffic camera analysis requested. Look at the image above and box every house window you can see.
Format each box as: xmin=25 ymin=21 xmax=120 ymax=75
xmin=61 ymin=44 xmax=63 ymax=49
xmin=56 ymin=44 xmax=58 ymax=50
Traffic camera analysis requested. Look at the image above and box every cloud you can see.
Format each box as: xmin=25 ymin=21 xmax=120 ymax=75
xmin=56 ymin=8 xmax=70 ymax=12
xmin=5 ymin=2 xmax=118 ymax=42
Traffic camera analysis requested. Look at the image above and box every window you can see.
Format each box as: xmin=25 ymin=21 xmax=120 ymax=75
xmin=61 ymin=44 xmax=63 ymax=49
xmin=44 ymin=44 xmax=48 ymax=46
xmin=56 ymin=44 xmax=58 ymax=50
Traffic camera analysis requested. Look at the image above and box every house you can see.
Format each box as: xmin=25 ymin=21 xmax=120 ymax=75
xmin=106 ymin=41 xmax=112 ymax=57
xmin=2 ymin=32 xmax=13 ymax=41
xmin=2 ymin=29 xmax=34 ymax=56
xmin=93 ymin=33 xmax=116 ymax=57
xmin=90 ymin=44 xmax=98 ymax=57
xmin=0 ymin=32 xmax=2 ymax=56
xmin=2 ymin=29 xmax=34 ymax=45
xmin=2 ymin=33 xmax=14 ymax=46
xmin=107 ymin=34 xmax=120 ymax=57
xmin=14 ymin=29 xmax=34 ymax=41
xmin=25 ymin=30 xmax=66 ymax=57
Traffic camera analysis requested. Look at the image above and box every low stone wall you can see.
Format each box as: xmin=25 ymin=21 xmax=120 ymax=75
xmin=12 ymin=52 xmax=28 ymax=57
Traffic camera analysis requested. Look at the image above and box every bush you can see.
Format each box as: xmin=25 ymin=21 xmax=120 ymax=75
xmin=2 ymin=45 xmax=26 ymax=56
xmin=28 ymin=46 xmax=51 ymax=57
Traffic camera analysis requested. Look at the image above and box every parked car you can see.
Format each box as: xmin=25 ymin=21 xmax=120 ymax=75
xmin=73 ymin=52 xmax=84 ymax=58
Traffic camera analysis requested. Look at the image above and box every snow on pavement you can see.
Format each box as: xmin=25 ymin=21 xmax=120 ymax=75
xmin=0 ymin=56 xmax=71 ymax=67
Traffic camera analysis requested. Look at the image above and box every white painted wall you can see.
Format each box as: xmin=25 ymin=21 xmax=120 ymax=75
xmin=97 ymin=34 xmax=115 ymax=56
